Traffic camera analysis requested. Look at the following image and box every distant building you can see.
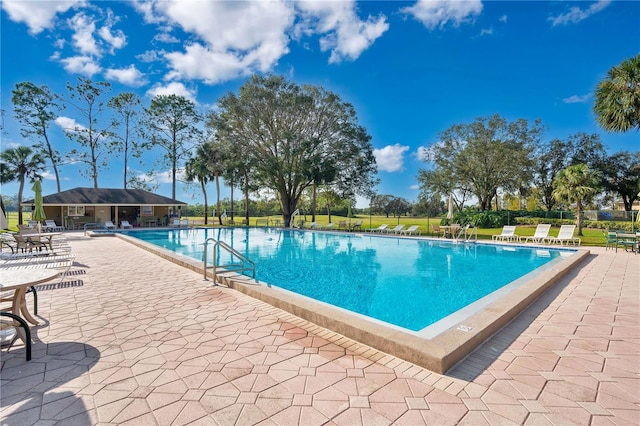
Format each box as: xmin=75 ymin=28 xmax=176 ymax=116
xmin=22 ymin=187 xmax=187 ymax=228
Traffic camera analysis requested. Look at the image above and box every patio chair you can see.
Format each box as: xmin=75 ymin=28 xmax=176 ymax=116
xmin=338 ymin=221 xmax=347 ymax=231
xmin=324 ymin=223 xmax=336 ymax=230
xmin=523 ymin=224 xmax=551 ymax=244
xmin=44 ymin=220 xmax=65 ymax=232
xmin=349 ymin=220 xmax=363 ymax=232
xmin=120 ymin=220 xmax=133 ymax=229
xmin=545 ymin=225 xmax=580 ymax=246
xmin=492 ymin=225 xmax=520 ymax=242
xmin=432 ymin=224 xmax=445 ymax=238
xmin=367 ymin=224 xmax=389 ymax=233
xmin=604 ymin=231 xmax=618 ymax=251
xmin=103 ymin=220 xmax=117 ymax=231
xmin=400 ymin=225 xmax=421 ymax=235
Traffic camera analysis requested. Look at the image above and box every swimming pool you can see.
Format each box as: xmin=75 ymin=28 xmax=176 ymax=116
xmin=125 ymin=227 xmax=574 ymax=333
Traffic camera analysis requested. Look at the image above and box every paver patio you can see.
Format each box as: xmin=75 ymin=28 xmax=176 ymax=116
xmin=1 ymin=234 xmax=638 ymax=425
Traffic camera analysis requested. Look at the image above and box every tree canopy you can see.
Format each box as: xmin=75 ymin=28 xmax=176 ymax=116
xmin=11 ymin=82 xmax=64 ymax=192
xmin=552 ymin=164 xmax=601 ymax=235
xmin=143 ymin=94 xmax=201 ymax=200
xmin=419 ymin=114 xmax=542 ymax=211
xmin=209 ymin=74 xmax=377 ymax=226
xmin=0 ymin=146 xmax=45 ymax=224
xmin=594 ymin=54 xmax=640 ymax=132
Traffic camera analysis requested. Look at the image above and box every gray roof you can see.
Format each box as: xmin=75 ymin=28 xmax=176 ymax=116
xmin=25 ymin=187 xmax=187 ymax=206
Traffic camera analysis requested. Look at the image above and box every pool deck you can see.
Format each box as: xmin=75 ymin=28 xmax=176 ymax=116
xmin=1 ymin=234 xmax=638 ymax=425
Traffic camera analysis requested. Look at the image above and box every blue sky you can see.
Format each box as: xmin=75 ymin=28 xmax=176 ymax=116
xmin=1 ymin=0 xmax=639 ymax=208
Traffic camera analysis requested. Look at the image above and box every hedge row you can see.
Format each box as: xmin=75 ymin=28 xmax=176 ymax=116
xmin=442 ymin=210 xmax=637 ymax=231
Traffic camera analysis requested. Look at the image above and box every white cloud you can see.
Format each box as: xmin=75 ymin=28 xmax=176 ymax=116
xmin=402 ymin=0 xmax=483 ymax=30
xmin=1 ymin=0 xmax=84 ymax=35
xmin=105 ymin=65 xmax=147 ymax=87
xmin=295 ymin=1 xmax=389 ymax=63
xmin=548 ymin=0 xmax=610 ymax=26
xmin=154 ymin=32 xmax=179 ymax=43
xmin=98 ymin=10 xmax=127 ymax=54
xmin=137 ymin=50 xmax=163 ymax=63
xmin=146 ymin=81 xmax=197 ymax=103
xmin=562 ymin=94 xmax=592 ymax=104
xmin=479 ymin=26 xmax=493 ymax=36
xmin=374 ymin=144 xmax=409 ymax=173
xmin=60 ymin=55 xmax=101 ymax=76
xmin=55 ymin=116 xmax=87 ymax=132
xmin=145 ymin=0 xmax=293 ymax=84
xmin=41 ymin=170 xmax=58 ymax=181
xmin=68 ymin=12 xmax=100 ymax=56
xmin=499 ymin=15 xmax=508 ymax=24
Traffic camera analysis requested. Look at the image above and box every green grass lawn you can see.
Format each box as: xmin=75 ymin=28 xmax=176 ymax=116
xmin=2 ymin=211 xmax=622 ymax=247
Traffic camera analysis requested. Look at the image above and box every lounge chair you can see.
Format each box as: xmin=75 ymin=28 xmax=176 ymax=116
xmin=367 ymin=224 xmax=388 ymax=233
xmin=524 ymin=224 xmax=551 ymax=244
xmin=349 ymin=220 xmax=363 ymax=232
xmin=324 ymin=223 xmax=336 ymax=230
xmin=44 ymin=220 xmax=64 ymax=232
xmin=180 ymin=218 xmax=189 ymax=227
xmin=171 ymin=218 xmax=181 ymax=227
xmin=120 ymin=220 xmax=133 ymax=229
xmin=103 ymin=220 xmax=117 ymax=230
xmin=385 ymin=224 xmax=405 ymax=234
xmin=307 ymin=222 xmax=321 ymax=230
xmin=492 ymin=225 xmax=520 ymax=242
xmin=400 ymin=225 xmax=420 ymax=235
xmin=545 ymin=225 xmax=581 ymax=246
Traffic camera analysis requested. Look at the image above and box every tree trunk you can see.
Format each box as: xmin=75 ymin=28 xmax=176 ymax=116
xmin=280 ymin=192 xmax=297 ymax=227
xmin=230 ymin=179 xmax=234 ymax=221
xmin=312 ymin=183 xmax=317 ymax=222
xmin=215 ymin=173 xmax=221 ymax=225
xmin=17 ymin=177 xmax=25 ymax=225
xmin=576 ymin=199 xmax=583 ymax=236
xmin=244 ymin=171 xmax=250 ymax=225
xmin=201 ymin=179 xmax=208 ymax=225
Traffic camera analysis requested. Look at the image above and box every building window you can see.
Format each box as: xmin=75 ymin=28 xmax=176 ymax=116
xmin=67 ymin=206 xmax=85 ymax=216
xmin=141 ymin=206 xmax=154 ymax=216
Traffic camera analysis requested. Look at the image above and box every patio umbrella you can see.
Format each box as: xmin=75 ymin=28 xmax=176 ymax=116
xmin=447 ymin=195 xmax=454 ymax=220
xmin=31 ymin=180 xmax=46 ymax=228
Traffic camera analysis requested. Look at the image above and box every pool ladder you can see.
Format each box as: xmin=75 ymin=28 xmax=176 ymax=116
xmin=203 ymin=237 xmax=255 ymax=284
xmin=455 ymin=225 xmax=478 ymax=242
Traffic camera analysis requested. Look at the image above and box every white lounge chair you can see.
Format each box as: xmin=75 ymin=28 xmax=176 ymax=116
xmin=492 ymin=225 xmax=519 ymax=242
xmin=545 ymin=225 xmax=581 ymax=246
xmin=385 ymin=224 xmax=405 ymax=234
xmin=44 ymin=220 xmax=64 ymax=232
xmin=524 ymin=224 xmax=551 ymax=244
xmin=103 ymin=220 xmax=117 ymax=230
xmin=400 ymin=225 xmax=421 ymax=235
xmin=367 ymin=224 xmax=389 ymax=233
xmin=120 ymin=220 xmax=133 ymax=229
xmin=170 ymin=218 xmax=181 ymax=227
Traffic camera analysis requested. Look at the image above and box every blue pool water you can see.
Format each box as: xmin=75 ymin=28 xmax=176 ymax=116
xmin=128 ymin=228 xmax=573 ymax=332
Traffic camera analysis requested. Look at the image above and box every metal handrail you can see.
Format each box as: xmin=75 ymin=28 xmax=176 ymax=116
xmin=203 ymin=237 xmax=255 ymax=284
xmin=290 ymin=209 xmax=300 ymax=228
xmin=456 ymin=225 xmax=478 ymax=242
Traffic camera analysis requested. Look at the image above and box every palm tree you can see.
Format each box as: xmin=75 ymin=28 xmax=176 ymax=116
xmin=593 ymin=54 xmax=640 ymax=132
xmin=552 ymin=164 xmax=601 ymax=236
xmin=184 ymin=143 xmax=216 ymax=225
xmin=0 ymin=146 xmax=46 ymax=225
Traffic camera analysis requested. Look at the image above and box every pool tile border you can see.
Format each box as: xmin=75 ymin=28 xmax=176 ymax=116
xmin=117 ymin=232 xmax=590 ymax=374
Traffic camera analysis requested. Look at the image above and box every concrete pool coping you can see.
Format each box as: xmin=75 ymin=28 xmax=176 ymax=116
xmin=116 ymin=231 xmax=590 ymax=374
